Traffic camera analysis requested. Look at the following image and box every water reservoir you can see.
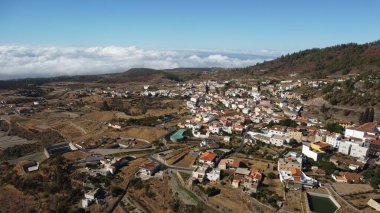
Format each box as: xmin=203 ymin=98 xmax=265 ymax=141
xmin=307 ymin=193 xmax=339 ymax=213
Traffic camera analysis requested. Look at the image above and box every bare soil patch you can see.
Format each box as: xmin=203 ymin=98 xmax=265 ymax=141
xmin=333 ymin=183 xmax=373 ymax=196
xmin=173 ymin=154 xmax=196 ymax=167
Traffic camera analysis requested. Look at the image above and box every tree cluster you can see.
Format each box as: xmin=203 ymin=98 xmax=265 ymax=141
xmin=325 ymin=123 xmax=345 ymax=134
xmin=359 ymin=107 xmax=375 ymax=124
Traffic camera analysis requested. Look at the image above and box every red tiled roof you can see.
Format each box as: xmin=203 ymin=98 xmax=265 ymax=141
xmin=250 ymin=171 xmax=262 ymax=180
xmin=314 ymin=142 xmax=331 ymax=149
xmin=295 ymin=117 xmax=307 ymax=123
xmin=334 ymin=175 xmax=346 ymax=181
xmin=140 ymin=161 xmax=159 ymax=171
xmin=293 ymin=176 xmax=302 ymax=182
xmin=199 ymin=152 xmax=218 ymax=162
xmin=371 ymin=140 xmax=380 ymax=146
xmin=224 ymin=169 xmax=235 ymax=175
xmin=339 ymin=171 xmax=362 ymax=182
xmin=349 ymin=122 xmax=377 ymax=133
xmin=234 ymin=174 xmax=244 ymax=181
xmin=290 ymin=168 xmax=302 ymax=176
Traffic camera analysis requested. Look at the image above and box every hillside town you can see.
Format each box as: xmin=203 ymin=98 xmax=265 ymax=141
xmin=0 ymin=75 xmax=379 ymax=213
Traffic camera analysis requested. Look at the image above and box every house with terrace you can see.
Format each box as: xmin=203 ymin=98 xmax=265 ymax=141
xmin=329 ymin=155 xmax=365 ymax=171
xmin=139 ymin=161 xmax=160 ymax=176
xmin=278 ymin=152 xmax=318 ymax=188
xmin=338 ymin=139 xmax=369 ymax=160
xmin=192 ymin=165 xmax=210 ymax=182
xmin=332 ymin=171 xmax=363 ymax=183
xmin=198 ymin=152 xmax=218 ymax=167
xmin=345 ymin=122 xmax=379 ymax=141
xmin=206 ymin=168 xmax=221 ymax=181
xmin=243 ymin=169 xmax=263 ymax=194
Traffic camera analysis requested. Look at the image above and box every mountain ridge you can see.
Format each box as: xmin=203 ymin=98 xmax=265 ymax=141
xmin=228 ymin=40 xmax=380 ymax=79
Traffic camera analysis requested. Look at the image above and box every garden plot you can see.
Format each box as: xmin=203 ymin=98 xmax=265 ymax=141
xmin=0 ymin=131 xmax=36 ymax=150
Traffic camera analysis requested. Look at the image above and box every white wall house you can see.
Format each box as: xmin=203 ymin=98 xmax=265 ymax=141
xmin=338 ymin=141 xmax=368 ymax=159
xmin=338 ymin=141 xmax=351 ymax=155
xmin=269 ymin=129 xmax=287 ymax=136
xmin=326 ymin=133 xmax=342 ymax=148
xmin=192 ymin=166 xmax=209 ymax=182
xmin=207 ymin=168 xmax=221 ymax=181
xmin=222 ymin=126 xmax=232 ymax=134
xmin=350 ymin=145 xmax=368 ymax=159
xmin=190 ymin=97 xmax=198 ymax=103
xmin=345 ymin=128 xmax=365 ymax=140
xmin=302 ymin=145 xmax=320 ymax=161
xmin=270 ymin=134 xmax=287 ymax=146
xmin=208 ymin=126 xmax=220 ymax=134
xmin=192 ymin=129 xmax=210 ymax=139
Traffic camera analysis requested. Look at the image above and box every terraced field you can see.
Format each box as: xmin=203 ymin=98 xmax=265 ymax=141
xmin=0 ymin=131 xmax=36 ymax=150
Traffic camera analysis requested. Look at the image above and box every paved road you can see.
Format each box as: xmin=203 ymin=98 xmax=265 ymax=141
xmin=148 ymin=153 xmax=194 ymax=172
xmin=89 ymin=147 xmax=154 ymax=155
xmin=119 ymin=137 xmax=150 ymax=144
xmin=230 ymin=133 xmax=247 ymax=156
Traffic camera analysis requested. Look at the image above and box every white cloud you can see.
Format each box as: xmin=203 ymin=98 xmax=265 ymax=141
xmin=0 ymin=45 xmax=275 ymax=80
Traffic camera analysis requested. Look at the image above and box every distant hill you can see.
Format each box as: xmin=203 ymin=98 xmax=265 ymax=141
xmin=98 ymin=67 xmax=215 ymax=83
xmin=226 ymin=40 xmax=380 ymax=79
xmin=0 ymin=68 xmax=216 ymax=89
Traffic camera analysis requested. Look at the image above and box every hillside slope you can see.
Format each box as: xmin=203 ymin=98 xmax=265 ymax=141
xmin=232 ymin=40 xmax=380 ymax=79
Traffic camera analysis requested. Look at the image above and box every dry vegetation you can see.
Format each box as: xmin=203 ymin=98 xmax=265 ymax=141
xmin=333 ymin=183 xmax=374 ymax=196
xmin=173 ymin=153 xmax=197 ymax=167
xmin=0 ymin=184 xmax=40 ymax=212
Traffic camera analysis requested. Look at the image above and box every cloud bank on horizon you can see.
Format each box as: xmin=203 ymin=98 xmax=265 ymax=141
xmin=0 ymin=45 xmax=277 ymax=80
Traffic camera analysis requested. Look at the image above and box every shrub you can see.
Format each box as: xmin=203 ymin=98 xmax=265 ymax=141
xmin=111 ymin=186 xmax=124 ymax=197
xmin=129 ymin=178 xmax=144 ymax=189
xmin=267 ymin=172 xmax=276 ymax=179
xmin=205 ymin=187 xmax=221 ymax=197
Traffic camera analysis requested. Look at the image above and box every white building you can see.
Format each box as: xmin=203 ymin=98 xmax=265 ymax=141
xmin=338 ymin=141 xmax=351 ymax=155
xmin=270 ymin=134 xmax=288 ymax=146
xmin=350 ymin=145 xmax=369 ymax=159
xmin=302 ymin=145 xmax=321 ymax=161
xmin=269 ymin=126 xmax=287 ymax=136
xmin=345 ymin=128 xmax=365 ymax=140
xmin=192 ymin=165 xmax=209 ymax=182
xmin=338 ymin=141 xmax=368 ymax=159
xmin=326 ymin=133 xmax=342 ymax=148
xmin=344 ymin=122 xmax=380 ymax=141
xmin=192 ymin=129 xmax=210 ymax=139
xmin=108 ymin=122 xmax=122 ymax=130
xmin=208 ymin=126 xmax=220 ymax=134
xmin=222 ymin=126 xmax=232 ymax=134
xmin=207 ymin=168 xmax=221 ymax=181
xmin=82 ymin=188 xmax=100 ymax=208
xmin=190 ymin=96 xmax=198 ymax=103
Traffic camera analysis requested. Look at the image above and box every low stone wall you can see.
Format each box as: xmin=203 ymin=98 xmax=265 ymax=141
xmin=326 ymin=185 xmax=362 ymax=213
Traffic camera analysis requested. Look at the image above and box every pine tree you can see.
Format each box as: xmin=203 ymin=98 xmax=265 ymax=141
xmin=320 ymin=104 xmax=328 ymax=113
xmin=363 ymin=108 xmax=370 ymax=123
xmin=359 ymin=112 xmax=364 ymax=124
xmin=368 ymin=108 xmax=375 ymax=122
xmin=101 ymin=100 xmax=111 ymax=111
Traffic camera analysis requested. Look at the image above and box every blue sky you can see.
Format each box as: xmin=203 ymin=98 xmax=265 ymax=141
xmin=1 ymin=0 xmax=380 ymax=79
xmin=1 ymin=0 xmax=380 ymax=52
